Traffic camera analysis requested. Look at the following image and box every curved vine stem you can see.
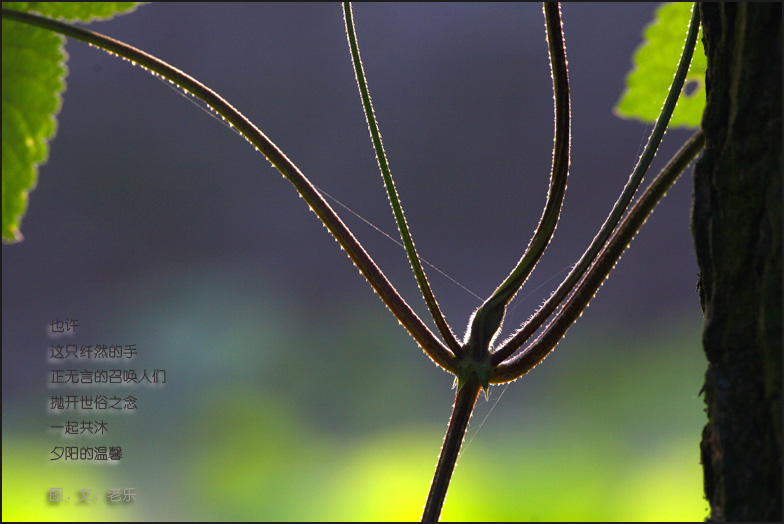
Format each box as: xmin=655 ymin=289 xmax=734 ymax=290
xmin=0 ymin=7 xmax=458 ymax=373
xmin=467 ymin=2 xmax=571 ymax=350
xmin=424 ymin=3 xmax=570 ymax=520
xmin=463 ymin=1 xmax=571 ymax=360
xmin=491 ymin=1 xmax=702 ymax=367
xmin=343 ymin=2 xmax=462 ymax=356
xmin=491 ymin=129 xmax=705 ymax=383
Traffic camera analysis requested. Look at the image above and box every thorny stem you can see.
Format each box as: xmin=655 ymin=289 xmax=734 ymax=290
xmin=0 ymin=7 xmax=458 ymax=373
xmin=491 ymin=1 xmax=702 ymax=366
xmin=423 ymin=7 xmax=571 ymax=517
xmin=343 ymin=2 xmax=462 ymax=355
xmin=424 ymin=3 xmax=704 ymax=518
xmin=422 ymin=376 xmax=481 ymax=522
xmin=491 ymin=129 xmax=705 ymax=383
xmin=469 ymin=1 xmax=571 ymax=343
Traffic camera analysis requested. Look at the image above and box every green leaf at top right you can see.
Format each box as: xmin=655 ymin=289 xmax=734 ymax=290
xmin=615 ymin=2 xmax=706 ymax=128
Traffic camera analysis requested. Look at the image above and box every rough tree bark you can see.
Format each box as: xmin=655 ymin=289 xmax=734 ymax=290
xmin=692 ymin=3 xmax=782 ymax=522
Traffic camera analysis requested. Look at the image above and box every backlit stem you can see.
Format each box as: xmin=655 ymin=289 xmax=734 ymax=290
xmin=1 ymin=7 xmax=458 ymax=373
xmin=344 ymin=2 xmax=462 ymax=355
xmin=422 ymin=375 xmax=481 ymax=522
xmin=491 ymin=130 xmax=705 ymax=383
xmin=492 ymin=1 xmax=702 ymax=366
xmin=466 ymin=2 xmax=571 ymax=351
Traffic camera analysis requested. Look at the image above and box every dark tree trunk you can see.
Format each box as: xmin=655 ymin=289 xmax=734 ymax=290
xmin=692 ymin=3 xmax=782 ymax=521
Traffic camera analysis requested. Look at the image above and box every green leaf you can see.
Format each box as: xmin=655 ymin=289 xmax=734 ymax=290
xmin=1 ymin=2 xmax=144 ymax=243
xmin=615 ymin=2 xmax=706 ymax=128
xmin=4 ymin=2 xmax=142 ymax=22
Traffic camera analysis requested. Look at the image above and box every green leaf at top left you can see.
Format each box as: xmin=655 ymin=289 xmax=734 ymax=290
xmin=1 ymin=2 xmax=144 ymax=243
xmin=2 ymin=18 xmax=63 ymax=242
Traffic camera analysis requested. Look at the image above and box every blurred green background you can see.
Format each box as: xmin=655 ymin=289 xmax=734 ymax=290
xmin=3 ymin=268 xmax=707 ymax=520
xmin=3 ymin=3 xmax=708 ymax=521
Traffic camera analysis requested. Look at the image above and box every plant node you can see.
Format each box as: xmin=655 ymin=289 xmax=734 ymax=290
xmin=455 ymin=341 xmax=493 ymax=398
